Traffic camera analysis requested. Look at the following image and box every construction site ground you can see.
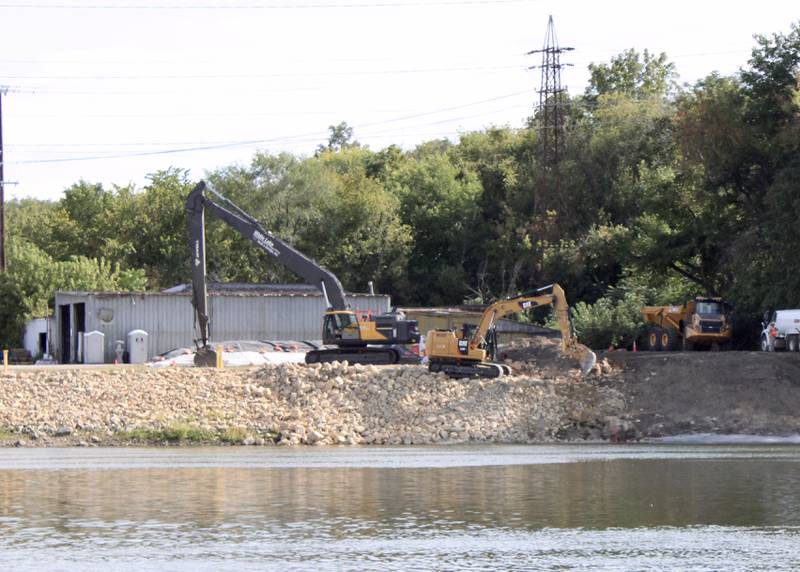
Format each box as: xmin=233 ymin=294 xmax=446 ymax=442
xmin=2 ymin=337 xmax=800 ymax=447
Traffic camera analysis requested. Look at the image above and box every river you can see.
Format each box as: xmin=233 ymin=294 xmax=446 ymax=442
xmin=1 ymin=443 xmax=799 ymax=570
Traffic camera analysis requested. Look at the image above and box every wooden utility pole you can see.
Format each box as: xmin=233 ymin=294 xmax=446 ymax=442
xmin=0 ymin=87 xmax=6 ymax=271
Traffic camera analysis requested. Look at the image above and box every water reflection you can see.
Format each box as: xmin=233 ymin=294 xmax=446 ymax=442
xmin=1 ymin=446 xmax=800 ymax=570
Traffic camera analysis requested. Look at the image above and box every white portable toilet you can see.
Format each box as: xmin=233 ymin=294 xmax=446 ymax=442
xmin=83 ymin=331 xmax=105 ymax=364
xmin=127 ymin=329 xmax=149 ymax=364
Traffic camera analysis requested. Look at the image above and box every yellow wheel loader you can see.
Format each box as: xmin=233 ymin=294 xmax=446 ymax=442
xmin=425 ymin=284 xmax=596 ymax=378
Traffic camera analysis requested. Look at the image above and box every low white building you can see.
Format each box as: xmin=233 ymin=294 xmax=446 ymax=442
xmin=53 ymin=284 xmax=390 ymax=364
xmin=23 ymin=317 xmax=52 ymax=360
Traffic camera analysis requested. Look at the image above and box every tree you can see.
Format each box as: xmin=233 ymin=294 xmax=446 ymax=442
xmin=317 ymin=121 xmax=359 ymax=154
xmin=387 ymin=149 xmax=482 ymax=305
xmin=7 ymin=237 xmax=147 ymax=319
xmin=585 ymin=48 xmax=678 ymax=101
xmin=0 ymin=273 xmax=26 ymax=348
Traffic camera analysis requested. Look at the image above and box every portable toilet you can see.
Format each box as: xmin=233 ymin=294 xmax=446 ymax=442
xmin=83 ymin=330 xmax=105 ymax=364
xmin=127 ymin=329 xmax=149 ymax=364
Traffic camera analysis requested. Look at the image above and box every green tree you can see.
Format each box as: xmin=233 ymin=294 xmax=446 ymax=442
xmin=387 ymin=149 xmax=482 ymax=305
xmin=585 ymin=48 xmax=678 ymax=101
xmin=0 ymin=273 xmax=26 ymax=348
xmin=317 ymin=121 xmax=359 ymax=154
xmin=7 ymin=238 xmax=146 ymax=318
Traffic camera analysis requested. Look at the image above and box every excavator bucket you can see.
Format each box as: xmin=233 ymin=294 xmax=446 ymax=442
xmin=194 ymin=346 xmax=218 ymax=367
xmin=575 ymin=344 xmax=597 ymax=376
xmin=563 ymin=339 xmax=597 ymax=376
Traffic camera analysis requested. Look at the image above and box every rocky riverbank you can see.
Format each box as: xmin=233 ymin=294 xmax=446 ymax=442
xmin=0 ymin=352 xmax=626 ymax=447
xmin=3 ymin=339 xmax=799 ymax=447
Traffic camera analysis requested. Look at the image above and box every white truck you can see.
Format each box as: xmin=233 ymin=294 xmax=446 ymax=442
xmin=760 ymin=309 xmax=800 ymax=351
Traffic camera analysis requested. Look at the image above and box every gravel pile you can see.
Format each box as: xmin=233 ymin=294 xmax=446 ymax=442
xmin=0 ymin=356 xmax=628 ymax=446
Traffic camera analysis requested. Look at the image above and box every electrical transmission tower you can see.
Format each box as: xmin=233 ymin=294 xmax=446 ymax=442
xmin=528 ymin=15 xmax=573 ymax=166
xmin=525 ymin=16 xmax=573 ymax=275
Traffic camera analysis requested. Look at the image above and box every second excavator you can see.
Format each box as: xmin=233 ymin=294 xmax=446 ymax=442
xmin=425 ymin=284 xmax=596 ymax=378
xmin=186 ymin=181 xmax=420 ymax=366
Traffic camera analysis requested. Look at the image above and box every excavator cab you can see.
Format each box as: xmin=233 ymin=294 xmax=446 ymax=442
xmin=322 ymin=311 xmax=363 ymax=345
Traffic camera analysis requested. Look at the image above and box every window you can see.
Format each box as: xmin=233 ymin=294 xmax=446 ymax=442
xmin=696 ymin=302 xmax=722 ymax=315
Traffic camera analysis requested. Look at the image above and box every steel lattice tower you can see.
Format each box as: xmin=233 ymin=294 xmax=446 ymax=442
xmin=528 ymin=15 xmax=573 ymax=165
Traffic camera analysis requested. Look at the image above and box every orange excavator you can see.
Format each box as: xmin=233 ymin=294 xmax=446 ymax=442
xmin=425 ymin=284 xmax=596 ymax=378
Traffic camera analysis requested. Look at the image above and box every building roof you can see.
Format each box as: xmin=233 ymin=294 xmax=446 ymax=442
xmin=55 ymin=284 xmax=384 ymax=299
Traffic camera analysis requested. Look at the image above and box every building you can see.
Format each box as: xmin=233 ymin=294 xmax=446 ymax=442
xmin=23 ymin=317 xmax=53 ymax=360
xmin=53 ymin=284 xmax=390 ymax=364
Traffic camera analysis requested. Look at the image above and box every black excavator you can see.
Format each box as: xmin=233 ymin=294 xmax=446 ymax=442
xmin=186 ymin=181 xmax=420 ymax=367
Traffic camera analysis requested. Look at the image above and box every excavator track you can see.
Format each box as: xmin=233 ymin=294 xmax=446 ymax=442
xmin=305 ymin=347 xmax=400 ymax=365
xmin=428 ymin=360 xmax=508 ymax=379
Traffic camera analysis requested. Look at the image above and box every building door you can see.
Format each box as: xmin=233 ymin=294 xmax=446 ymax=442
xmin=74 ymin=303 xmax=86 ymax=363
xmin=38 ymin=332 xmax=47 ymax=357
xmin=59 ymin=305 xmax=71 ymax=363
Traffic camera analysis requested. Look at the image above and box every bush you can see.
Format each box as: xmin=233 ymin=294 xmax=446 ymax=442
xmin=571 ymin=290 xmax=646 ymax=349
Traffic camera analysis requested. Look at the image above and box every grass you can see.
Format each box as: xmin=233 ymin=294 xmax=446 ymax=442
xmin=116 ymin=422 xmax=263 ymax=445
xmin=0 ymin=427 xmax=16 ymax=440
xmin=118 ymin=422 xmax=217 ymax=444
xmin=218 ymin=426 xmax=249 ymax=444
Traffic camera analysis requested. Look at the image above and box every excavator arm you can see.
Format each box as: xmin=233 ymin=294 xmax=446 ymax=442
xmin=427 ymin=283 xmax=595 ymax=378
xmin=186 ymin=180 xmax=348 ymax=351
xmin=185 ymin=180 xmax=419 ymax=368
xmin=470 ymin=284 xmax=569 ymax=350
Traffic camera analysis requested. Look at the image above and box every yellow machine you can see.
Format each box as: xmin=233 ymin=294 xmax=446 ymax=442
xmin=426 ymin=284 xmax=596 ymax=378
xmin=641 ymin=297 xmax=733 ymax=351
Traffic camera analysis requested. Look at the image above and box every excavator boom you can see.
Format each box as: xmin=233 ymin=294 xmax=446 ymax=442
xmin=186 ymin=181 xmax=419 ymax=366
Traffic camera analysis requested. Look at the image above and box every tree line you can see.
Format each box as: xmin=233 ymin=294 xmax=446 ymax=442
xmin=2 ymin=23 xmax=798 ymax=349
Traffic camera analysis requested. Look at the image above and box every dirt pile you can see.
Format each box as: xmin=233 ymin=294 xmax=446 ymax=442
xmin=500 ymin=336 xmax=604 ymax=377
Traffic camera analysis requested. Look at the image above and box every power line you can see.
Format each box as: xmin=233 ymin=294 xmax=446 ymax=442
xmin=2 ymin=90 xmax=531 ymax=164
xmin=0 ymin=0 xmax=538 ymax=8
xmin=8 ymin=103 xmax=531 ymax=154
xmin=3 ymin=64 xmax=521 ymax=80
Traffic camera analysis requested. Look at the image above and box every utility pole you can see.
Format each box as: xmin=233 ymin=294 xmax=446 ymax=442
xmin=0 ymin=87 xmax=6 ymax=271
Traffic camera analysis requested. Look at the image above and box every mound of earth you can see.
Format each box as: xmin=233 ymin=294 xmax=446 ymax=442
xmin=498 ymin=336 xmax=598 ymax=378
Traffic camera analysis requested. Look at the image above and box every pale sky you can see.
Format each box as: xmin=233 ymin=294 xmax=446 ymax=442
xmin=0 ymin=0 xmax=797 ymax=201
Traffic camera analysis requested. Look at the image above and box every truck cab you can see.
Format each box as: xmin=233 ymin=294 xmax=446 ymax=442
xmin=760 ymin=309 xmax=800 ymax=352
xmin=683 ymin=297 xmax=731 ymax=343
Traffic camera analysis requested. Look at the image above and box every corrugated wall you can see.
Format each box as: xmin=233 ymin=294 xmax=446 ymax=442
xmin=54 ymin=292 xmax=390 ymax=363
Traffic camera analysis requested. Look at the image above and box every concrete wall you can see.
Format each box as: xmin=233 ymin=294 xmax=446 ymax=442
xmin=23 ymin=317 xmax=51 ymax=359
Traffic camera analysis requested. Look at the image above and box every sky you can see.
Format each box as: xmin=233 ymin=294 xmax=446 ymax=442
xmin=0 ymin=0 xmax=798 ymax=201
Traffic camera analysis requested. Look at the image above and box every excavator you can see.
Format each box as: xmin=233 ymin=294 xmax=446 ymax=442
xmin=186 ymin=181 xmax=420 ymax=367
xmin=425 ymin=284 xmax=596 ymax=378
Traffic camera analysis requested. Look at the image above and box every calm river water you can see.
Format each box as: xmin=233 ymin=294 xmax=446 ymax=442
xmin=1 ymin=443 xmax=800 ymax=571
